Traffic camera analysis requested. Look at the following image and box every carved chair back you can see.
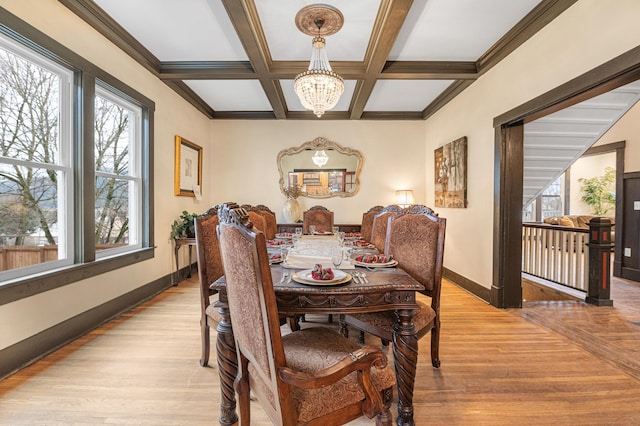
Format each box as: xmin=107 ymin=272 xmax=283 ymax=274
xmin=302 ymin=205 xmax=334 ymax=234
xmin=371 ymin=205 xmax=403 ymax=254
xmin=386 ymin=205 xmax=446 ymax=305
xmin=255 ymin=204 xmax=278 ymax=240
xmin=361 ymin=205 xmax=384 ymax=242
xmin=194 ymin=206 xmax=224 ymax=367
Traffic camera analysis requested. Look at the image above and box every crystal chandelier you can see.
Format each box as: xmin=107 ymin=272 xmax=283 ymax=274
xmin=312 ymin=150 xmax=329 ymax=167
xmin=294 ymin=5 xmax=344 ymax=118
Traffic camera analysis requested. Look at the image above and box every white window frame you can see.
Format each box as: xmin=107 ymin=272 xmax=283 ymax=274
xmin=0 ymin=33 xmax=74 ymax=282
xmin=94 ymin=84 xmax=143 ymax=259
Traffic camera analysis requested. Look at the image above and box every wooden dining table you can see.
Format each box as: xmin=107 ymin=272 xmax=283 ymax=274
xmin=210 ymin=262 xmax=424 ymax=426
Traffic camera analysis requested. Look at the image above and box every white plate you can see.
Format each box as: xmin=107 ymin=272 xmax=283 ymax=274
xmin=275 ymin=233 xmax=293 ymax=239
xmin=292 ymin=269 xmax=351 ymax=286
xmin=352 ymin=259 xmax=398 ymax=268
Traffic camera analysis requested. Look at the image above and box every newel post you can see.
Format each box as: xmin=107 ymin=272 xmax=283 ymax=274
xmin=586 ymin=217 xmax=614 ymax=306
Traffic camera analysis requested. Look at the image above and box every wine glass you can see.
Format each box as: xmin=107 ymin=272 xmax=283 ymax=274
xmin=309 ymin=225 xmax=316 ymax=235
xmin=331 ymin=248 xmax=343 ymax=270
xmin=295 ymin=227 xmax=303 ymax=238
xmin=343 ymin=240 xmax=354 ymax=260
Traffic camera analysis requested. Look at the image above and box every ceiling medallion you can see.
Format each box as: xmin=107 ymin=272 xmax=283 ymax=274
xmin=294 ymin=4 xmax=345 ymax=118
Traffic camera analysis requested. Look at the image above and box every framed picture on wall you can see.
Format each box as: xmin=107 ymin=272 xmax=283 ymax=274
xmin=174 ymin=135 xmax=202 ymax=197
xmin=435 ymin=136 xmax=468 ymax=208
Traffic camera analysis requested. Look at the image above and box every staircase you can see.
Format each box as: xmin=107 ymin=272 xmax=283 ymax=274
xmin=523 ymin=80 xmax=640 ymax=207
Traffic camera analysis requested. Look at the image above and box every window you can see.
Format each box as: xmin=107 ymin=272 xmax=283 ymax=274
xmin=0 ymin=18 xmax=153 ymax=300
xmin=94 ymin=86 xmax=142 ymax=256
xmin=0 ymin=33 xmax=74 ymax=279
xmin=541 ymin=175 xmax=563 ymax=220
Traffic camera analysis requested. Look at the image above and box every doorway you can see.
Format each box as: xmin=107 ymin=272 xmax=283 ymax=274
xmin=492 ymin=45 xmax=640 ymax=309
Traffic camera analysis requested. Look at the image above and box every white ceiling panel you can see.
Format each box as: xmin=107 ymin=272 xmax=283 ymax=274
xmin=365 ymin=80 xmax=453 ymax=112
xmin=390 ymin=0 xmax=540 ymax=61
xmin=94 ymin=0 xmax=248 ymax=61
xmin=256 ymin=0 xmax=380 ymax=61
xmin=184 ymin=80 xmax=272 ymax=111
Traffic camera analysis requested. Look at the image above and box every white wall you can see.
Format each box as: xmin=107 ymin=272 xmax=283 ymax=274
xmin=209 ymin=120 xmax=426 ymax=224
xmin=423 ymin=0 xmax=640 ymax=289
xmin=0 ymin=0 xmax=213 ymax=349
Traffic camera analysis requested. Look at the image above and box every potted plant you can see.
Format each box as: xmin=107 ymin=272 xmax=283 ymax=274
xmin=170 ymin=210 xmax=198 ymax=240
xmin=578 ymin=166 xmax=616 ymax=215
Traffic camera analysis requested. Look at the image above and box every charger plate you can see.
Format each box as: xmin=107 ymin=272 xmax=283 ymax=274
xmin=292 ymin=269 xmax=352 ymax=286
xmin=352 ymin=259 xmax=398 ymax=268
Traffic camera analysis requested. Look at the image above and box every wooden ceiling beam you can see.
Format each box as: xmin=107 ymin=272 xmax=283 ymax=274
xmin=381 ymin=61 xmax=478 ymax=79
xmin=158 ymin=62 xmax=256 ymax=80
xmin=350 ymin=0 xmax=414 ymax=119
xmin=221 ymin=0 xmax=287 ymax=119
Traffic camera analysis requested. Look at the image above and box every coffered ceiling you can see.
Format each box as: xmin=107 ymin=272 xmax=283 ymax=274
xmin=60 ymin=0 xmax=576 ymax=120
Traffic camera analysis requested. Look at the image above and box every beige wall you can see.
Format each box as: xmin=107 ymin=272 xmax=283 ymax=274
xmin=0 ymin=0 xmax=213 ymax=349
xmin=423 ymin=0 xmax=640 ymax=289
xmin=595 ymin=101 xmax=640 ymax=173
xmin=209 ymin=120 xmax=426 ymax=224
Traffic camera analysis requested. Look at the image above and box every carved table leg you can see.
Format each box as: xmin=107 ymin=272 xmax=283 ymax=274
xmin=215 ymin=292 xmax=238 ymax=425
xmin=393 ymin=308 xmax=418 ymax=426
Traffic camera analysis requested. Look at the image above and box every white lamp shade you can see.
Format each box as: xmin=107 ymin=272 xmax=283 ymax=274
xmin=396 ymin=190 xmax=414 ymax=207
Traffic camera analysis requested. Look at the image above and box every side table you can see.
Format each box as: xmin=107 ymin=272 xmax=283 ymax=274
xmin=173 ymin=237 xmax=196 ymax=285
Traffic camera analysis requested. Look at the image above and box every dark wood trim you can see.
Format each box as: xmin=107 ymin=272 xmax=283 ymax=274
xmin=443 ymin=267 xmax=491 ymax=303
xmin=617 ymin=171 xmax=640 ymax=278
xmin=422 ymin=80 xmax=474 ymax=120
xmin=0 ymin=248 xmax=155 ymax=306
xmin=158 ymin=61 xmax=256 ymax=80
xmin=493 ymin=125 xmax=524 ymax=308
xmin=350 ymin=0 xmax=413 ymax=119
xmin=381 ymin=61 xmax=477 ymax=79
xmin=220 ymin=0 xmax=287 ymax=119
xmin=583 ymin=141 xmax=626 ymax=156
xmin=0 ymin=273 xmax=172 ymax=380
xmin=564 ymin=168 xmax=571 ymax=214
xmin=494 ymin=45 xmax=640 ymax=126
xmin=80 ymin=73 xmax=96 ymax=262
xmin=57 ymin=0 xmax=160 ymax=75
xmin=477 ymin=0 xmax=578 ymax=74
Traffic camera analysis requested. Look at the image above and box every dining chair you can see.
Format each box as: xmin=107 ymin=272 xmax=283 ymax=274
xmin=216 ymin=204 xmax=395 ymax=425
xmin=370 ymin=205 xmax=403 ymax=254
xmin=302 ymin=205 xmax=334 ymax=234
xmin=255 ymin=204 xmax=278 ymax=240
xmin=193 ymin=206 xmax=225 ymax=367
xmin=344 ymin=205 xmax=446 ymax=368
xmin=360 ymin=205 xmax=384 ymax=243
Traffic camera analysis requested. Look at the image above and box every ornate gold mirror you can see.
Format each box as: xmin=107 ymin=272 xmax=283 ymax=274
xmin=277 ymin=137 xmax=363 ymax=198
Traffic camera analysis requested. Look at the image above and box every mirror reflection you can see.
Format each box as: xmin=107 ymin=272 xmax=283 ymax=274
xmin=277 ymin=137 xmax=363 ymax=198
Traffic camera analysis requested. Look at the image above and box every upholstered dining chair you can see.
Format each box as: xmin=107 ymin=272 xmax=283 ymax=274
xmin=193 ymin=206 xmax=225 ymax=367
xmin=216 ymin=204 xmax=395 ymax=425
xmin=302 ymin=205 xmax=334 ymax=234
xmin=361 ymin=205 xmax=384 ymax=243
xmin=344 ymin=205 xmax=446 ymax=368
xmin=255 ymin=204 xmax=278 ymax=240
xmin=370 ymin=205 xmax=403 ymax=254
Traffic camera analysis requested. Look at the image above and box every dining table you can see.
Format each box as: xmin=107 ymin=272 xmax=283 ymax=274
xmin=210 ymin=234 xmax=424 ymax=426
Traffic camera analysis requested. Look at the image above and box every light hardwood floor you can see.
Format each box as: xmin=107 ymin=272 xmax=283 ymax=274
xmin=1 ymin=275 xmax=640 ymax=425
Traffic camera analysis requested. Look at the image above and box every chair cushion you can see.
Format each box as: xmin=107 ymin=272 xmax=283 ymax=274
xmin=347 ymin=301 xmax=435 ymax=341
xmin=281 ymin=327 xmax=395 ymax=423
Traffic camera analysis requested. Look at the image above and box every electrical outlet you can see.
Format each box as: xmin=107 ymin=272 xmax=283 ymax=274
xmin=624 ymin=248 xmax=632 ymax=257
xmin=635 ymin=201 xmax=640 ymax=210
